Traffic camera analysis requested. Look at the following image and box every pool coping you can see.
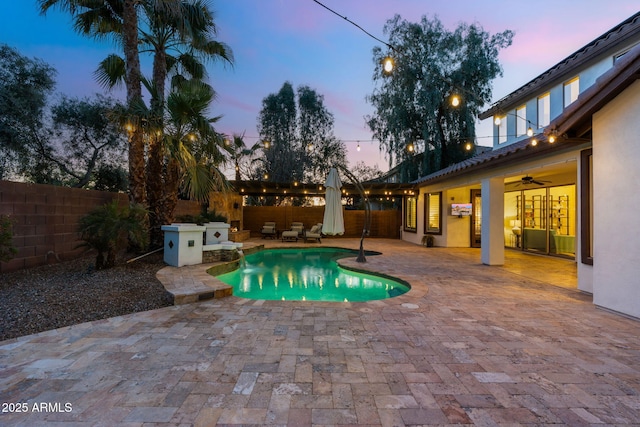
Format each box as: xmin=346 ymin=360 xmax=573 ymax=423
xmin=156 ymin=243 xmax=264 ymax=304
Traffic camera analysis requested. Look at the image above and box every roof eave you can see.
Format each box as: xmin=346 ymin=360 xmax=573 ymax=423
xmin=479 ymin=12 xmax=640 ymax=120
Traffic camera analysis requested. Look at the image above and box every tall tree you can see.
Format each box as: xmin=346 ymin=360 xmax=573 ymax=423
xmin=38 ymin=0 xmax=146 ymax=204
xmin=367 ymin=15 xmax=513 ymax=181
xmin=257 ymin=82 xmax=299 ymax=183
xmin=40 ymin=0 xmax=233 ymax=245
xmin=83 ymin=0 xmax=233 ymax=244
xmin=0 ymin=45 xmax=127 ymax=187
xmin=139 ymin=0 xmax=232 ymax=244
xmin=0 ymin=44 xmax=56 ymax=180
xmin=297 ymin=85 xmax=347 ymax=182
xmin=46 ymin=95 xmax=128 ymax=188
xmin=257 ymin=82 xmax=348 ymax=191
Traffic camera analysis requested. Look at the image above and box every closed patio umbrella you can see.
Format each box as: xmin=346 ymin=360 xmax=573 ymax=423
xmin=322 ymin=168 xmax=344 ymax=235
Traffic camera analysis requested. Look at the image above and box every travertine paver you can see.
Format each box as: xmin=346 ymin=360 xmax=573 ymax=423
xmin=1 ymin=238 xmax=639 ymax=426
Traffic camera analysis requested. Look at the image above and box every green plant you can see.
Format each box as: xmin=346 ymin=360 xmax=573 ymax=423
xmin=0 ymin=214 xmax=18 ymax=262
xmin=202 ymin=210 xmax=228 ymax=223
xmin=77 ymin=201 xmax=148 ymax=270
xmin=176 ymin=209 xmax=227 ymax=225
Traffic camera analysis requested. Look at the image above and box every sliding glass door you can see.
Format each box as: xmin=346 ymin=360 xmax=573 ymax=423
xmin=504 ymin=185 xmax=576 ymax=258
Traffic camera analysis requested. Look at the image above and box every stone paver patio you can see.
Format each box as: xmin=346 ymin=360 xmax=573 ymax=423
xmin=1 ymin=238 xmax=639 ymax=426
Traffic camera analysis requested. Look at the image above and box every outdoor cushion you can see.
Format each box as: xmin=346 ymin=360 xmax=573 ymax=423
xmin=281 ymin=230 xmax=298 ymax=241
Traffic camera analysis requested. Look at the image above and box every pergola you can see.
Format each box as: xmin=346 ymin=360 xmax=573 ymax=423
xmin=230 ymin=180 xmax=416 ymax=198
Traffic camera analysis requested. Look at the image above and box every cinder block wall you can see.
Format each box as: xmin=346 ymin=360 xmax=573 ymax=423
xmin=0 ymin=180 xmax=203 ymax=273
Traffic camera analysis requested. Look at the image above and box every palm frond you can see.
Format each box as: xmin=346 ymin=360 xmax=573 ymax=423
xmin=94 ymin=54 xmax=126 ymax=90
xmin=181 ymin=162 xmax=229 ymax=202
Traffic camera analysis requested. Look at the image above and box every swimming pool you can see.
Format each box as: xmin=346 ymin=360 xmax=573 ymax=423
xmin=216 ymin=248 xmax=410 ymax=302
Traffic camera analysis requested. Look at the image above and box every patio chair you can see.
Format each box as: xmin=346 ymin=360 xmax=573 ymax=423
xmin=303 ymin=223 xmax=323 ymax=243
xmin=261 ymin=221 xmax=277 ymax=239
xmin=290 ymin=221 xmax=304 ymax=237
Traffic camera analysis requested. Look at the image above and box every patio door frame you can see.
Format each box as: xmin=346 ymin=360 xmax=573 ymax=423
xmin=470 ymin=189 xmax=482 ymax=248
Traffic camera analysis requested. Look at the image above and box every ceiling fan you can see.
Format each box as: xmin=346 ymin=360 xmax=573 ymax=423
xmin=515 ymin=175 xmax=551 ymax=186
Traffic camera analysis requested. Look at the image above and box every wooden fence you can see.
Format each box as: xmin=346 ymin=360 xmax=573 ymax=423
xmin=243 ymin=206 xmax=401 ymax=239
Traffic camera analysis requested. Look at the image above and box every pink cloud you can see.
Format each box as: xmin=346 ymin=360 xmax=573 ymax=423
xmin=220 ymin=94 xmax=257 ymax=115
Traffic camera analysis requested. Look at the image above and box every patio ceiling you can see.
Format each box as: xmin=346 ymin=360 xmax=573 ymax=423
xmin=230 ymin=180 xmax=416 ymax=197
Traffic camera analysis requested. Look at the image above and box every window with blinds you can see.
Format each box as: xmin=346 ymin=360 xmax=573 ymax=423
xmin=404 ymin=196 xmax=417 ymax=232
xmin=424 ymin=192 xmax=442 ymax=234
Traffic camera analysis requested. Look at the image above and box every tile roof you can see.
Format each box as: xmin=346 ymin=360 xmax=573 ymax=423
xmin=415 ymin=42 xmax=640 ymax=187
xmin=479 ymin=12 xmax=640 ymax=120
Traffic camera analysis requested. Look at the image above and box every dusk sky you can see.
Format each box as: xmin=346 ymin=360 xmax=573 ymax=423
xmin=1 ymin=1 xmax=638 ymax=174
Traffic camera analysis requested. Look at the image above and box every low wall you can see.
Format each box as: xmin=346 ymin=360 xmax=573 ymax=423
xmin=0 ymin=180 xmax=202 ymax=273
xmin=243 ymin=206 xmax=401 ymax=239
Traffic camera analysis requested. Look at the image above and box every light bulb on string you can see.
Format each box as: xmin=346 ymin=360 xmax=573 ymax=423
xmin=382 ymin=56 xmax=395 ymax=74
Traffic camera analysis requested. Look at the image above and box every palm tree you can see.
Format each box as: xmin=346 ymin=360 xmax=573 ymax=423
xmin=140 ymin=0 xmax=232 ymax=245
xmin=159 ymin=79 xmax=229 ymax=226
xmin=92 ymin=0 xmax=233 ymax=245
xmin=38 ymin=0 xmax=148 ymax=205
xmin=225 ymin=132 xmax=262 ymax=182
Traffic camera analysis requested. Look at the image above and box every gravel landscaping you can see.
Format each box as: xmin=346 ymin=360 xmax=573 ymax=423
xmin=0 ymin=253 xmax=173 ymax=342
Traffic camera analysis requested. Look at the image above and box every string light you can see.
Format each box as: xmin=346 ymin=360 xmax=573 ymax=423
xmin=382 ymin=56 xmax=395 ymax=74
xmin=312 ymin=0 xmax=394 ymax=51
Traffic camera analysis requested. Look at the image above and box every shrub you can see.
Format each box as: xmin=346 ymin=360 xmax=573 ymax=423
xmin=176 ymin=209 xmax=227 ymax=225
xmin=78 ymin=201 xmax=148 ymax=269
xmin=0 ymin=214 xmax=18 ymax=262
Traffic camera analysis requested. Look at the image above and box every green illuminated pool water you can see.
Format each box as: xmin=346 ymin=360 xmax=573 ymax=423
xmin=216 ymin=248 xmax=409 ymax=302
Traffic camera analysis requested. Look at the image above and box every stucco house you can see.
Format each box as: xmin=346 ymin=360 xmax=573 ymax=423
xmin=402 ymin=12 xmax=640 ymax=319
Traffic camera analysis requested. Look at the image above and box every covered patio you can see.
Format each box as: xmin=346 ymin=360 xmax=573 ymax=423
xmin=3 ymin=238 xmax=638 ymax=425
